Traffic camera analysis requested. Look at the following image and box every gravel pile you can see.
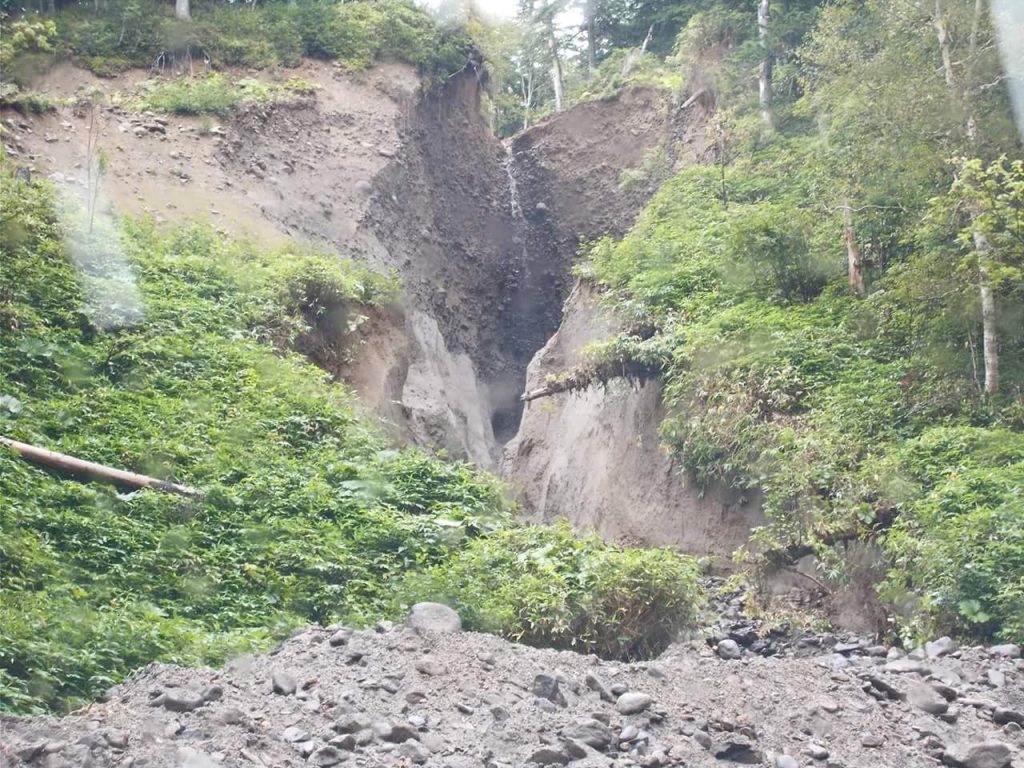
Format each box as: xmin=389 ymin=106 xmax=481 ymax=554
xmin=2 ymin=604 xmax=1022 ymax=768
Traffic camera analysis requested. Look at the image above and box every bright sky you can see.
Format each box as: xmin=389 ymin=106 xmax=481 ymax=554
xmin=417 ymin=0 xmax=520 ymax=23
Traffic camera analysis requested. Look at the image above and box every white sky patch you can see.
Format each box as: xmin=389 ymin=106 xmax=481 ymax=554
xmin=418 ymin=0 xmax=582 ymax=29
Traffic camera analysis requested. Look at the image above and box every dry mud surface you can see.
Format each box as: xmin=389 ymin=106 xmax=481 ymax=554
xmin=2 ymin=610 xmax=1022 ymax=768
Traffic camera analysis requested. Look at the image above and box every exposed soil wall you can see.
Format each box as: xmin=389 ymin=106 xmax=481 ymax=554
xmin=501 ymin=282 xmax=764 ymax=561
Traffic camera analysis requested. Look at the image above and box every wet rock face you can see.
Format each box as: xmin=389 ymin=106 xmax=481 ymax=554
xmin=4 ymin=608 xmax=1023 ymax=768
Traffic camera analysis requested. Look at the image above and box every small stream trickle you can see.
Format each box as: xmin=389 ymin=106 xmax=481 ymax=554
xmin=490 ymin=141 xmax=535 ymax=444
xmin=503 ymin=142 xmax=524 ymax=222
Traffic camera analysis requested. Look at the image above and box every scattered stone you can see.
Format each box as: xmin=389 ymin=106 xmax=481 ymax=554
xmin=908 ymin=681 xmax=950 ymax=715
xmin=282 ymin=726 xmax=310 ymax=743
xmin=399 ymin=739 xmax=431 ymax=764
xmin=989 ymin=644 xmax=1021 ymax=659
xmin=103 ymin=730 xmax=129 ymax=749
xmin=818 ymin=696 xmax=841 ymax=713
xmin=616 ymin=692 xmax=653 ymax=715
xmin=163 ymin=690 xmax=206 ymax=712
xmin=308 ymin=746 xmax=344 ymax=766
xmin=585 ymin=672 xmax=615 ymax=703
xmin=533 ymin=674 xmax=567 ymax=707
xmin=886 ymin=659 xmax=930 ymax=674
xmin=415 ymin=657 xmax=445 ymax=676
xmin=942 ymin=741 xmax=1012 ymax=768
xmin=926 ymin=637 xmax=957 ymax=658
xmin=528 ymin=746 xmax=570 ymax=766
xmin=776 ymin=756 xmax=800 ymax=768
xmin=863 ymin=674 xmax=905 ymax=701
xmin=992 ymin=708 xmax=1024 ymax=726
xmin=329 ymin=629 xmax=352 ymax=647
xmin=717 ymin=639 xmax=742 ymax=660
xmin=709 ymin=740 xmax=763 ymax=763
xmin=806 ymin=743 xmax=829 ymax=760
xmin=272 ymin=670 xmax=298 ymax=695
xmin=333 ymin=714 xmax=372 ymax=734
xmin=860 ymin=732 xmax=884 ymax=748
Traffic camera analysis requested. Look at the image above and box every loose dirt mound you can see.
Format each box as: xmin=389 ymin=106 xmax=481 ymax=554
xmin=3 ymin=613 xmax=1021 ymax=768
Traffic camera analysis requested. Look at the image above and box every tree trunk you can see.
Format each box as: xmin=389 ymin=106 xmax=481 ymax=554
xmin=585 ymin=0 xmax=598 ymax=75
xmin=548 ymin=27 xmax=563 ymax=113
xmin=758 ymin=0 xmax=773 ymax=128
xmin=974 ymin=231 xmax=1000 ymax=395
xmin=934 ymin=0 xmax=955 ymax=88
xmin=1 ymin=436 xmax=203 ymax=497
xmin=843 ymin=199 xmax=865 ymax=296
xmin=175 ymin=0 xmax=190 ymax=21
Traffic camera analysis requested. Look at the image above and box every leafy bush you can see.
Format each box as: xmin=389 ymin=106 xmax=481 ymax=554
xmin=584 ymin=94 xmax=1022 ymax=645
xmin=52 ymin=0 xmax=472 ymax=79
xmin=397 ymin=522 xmax=703 ymax=660
xmin=0 ymin=83 xmax=56 ymax=114
xmin=876 ymin=428 xmax=1024 ymax=643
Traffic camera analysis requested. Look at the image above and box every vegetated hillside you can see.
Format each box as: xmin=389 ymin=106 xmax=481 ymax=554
xmin=570 ymin=0 xmax=1024 ymax=645
xmin=0 ymin=172 xmax=702 ymax=715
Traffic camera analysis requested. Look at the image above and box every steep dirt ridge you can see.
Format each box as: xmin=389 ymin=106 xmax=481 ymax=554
xmin=4 ymin=62 xmax=675 ymax=469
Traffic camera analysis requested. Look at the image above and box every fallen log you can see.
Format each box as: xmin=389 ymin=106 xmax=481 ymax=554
xmin=0 ymin=435 xmax=203 ymax=498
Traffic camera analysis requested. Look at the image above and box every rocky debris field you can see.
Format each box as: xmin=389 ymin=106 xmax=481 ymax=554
xmin=2 ymin=603 xmax=1022 ymax=768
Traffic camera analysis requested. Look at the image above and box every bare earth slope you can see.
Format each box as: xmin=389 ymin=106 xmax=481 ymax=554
xmin=2 ymin=614 xmax=1022 ymax=768
xmin=501 ymin=282 xmax=764 ymax=561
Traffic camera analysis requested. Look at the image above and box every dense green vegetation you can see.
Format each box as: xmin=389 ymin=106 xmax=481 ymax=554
xmin=0 ymin=171 xmax=702 ymax=714
xmin=2 ymin=0 xmax=471 ymax=80
xmin=581 ymin=0 xmax=1023 ymax=644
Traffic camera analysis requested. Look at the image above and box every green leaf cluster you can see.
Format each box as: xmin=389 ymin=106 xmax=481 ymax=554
xmin=396 ymin=521 xmax=703 ymax=661
xmin=51 ymin=0 xmax=471 ymax=80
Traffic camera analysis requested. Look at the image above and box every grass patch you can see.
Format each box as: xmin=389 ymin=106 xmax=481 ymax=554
xmin=130 ymin=73 xmax=317 ymax=116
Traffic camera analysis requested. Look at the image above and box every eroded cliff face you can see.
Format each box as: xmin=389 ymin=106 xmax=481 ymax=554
xmin=500 ymin=282 xmax=765 ymax=561
xmin=6 ymin=58 xmax=762 ymax=557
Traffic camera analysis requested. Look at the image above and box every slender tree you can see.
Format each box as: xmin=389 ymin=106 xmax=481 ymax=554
xmin=757 ymin=0 xmax=773 ymax=128
xmin=584 ymin=0 xmax=598 ymax=74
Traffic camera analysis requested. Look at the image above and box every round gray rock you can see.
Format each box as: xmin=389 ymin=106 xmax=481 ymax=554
xmin=616 ymin=692 xmax=653 ymax=715
xmin=406 ymin=602 xmax=462 ymax=634
xmin=717 ymin=639 xmax=742 ymax=660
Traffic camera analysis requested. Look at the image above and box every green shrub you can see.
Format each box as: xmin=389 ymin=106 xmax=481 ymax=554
xmin=397 ymin=522 xmax=704 ymax=660
xmin=876 ymin=428 xmax=1024 ymax=643
xmin=0 ymin=83 xmax=56 ymax=114
xmin=133 ymin=73 xmax=313 ymax=115
xmin=52 ymin=0 xmax=471 ymax=77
